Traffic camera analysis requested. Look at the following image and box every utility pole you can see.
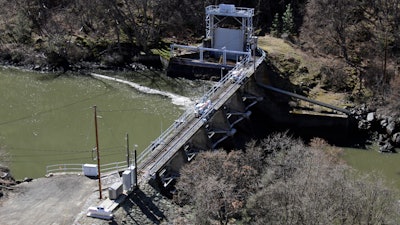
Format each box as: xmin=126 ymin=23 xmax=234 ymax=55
xmin=93 ymin=105 xmax=102 ymax=199
xmin=126 ymin=133 xmax=130 ymax=167
xmin=134 ymin=145 xmax=138 ymax=187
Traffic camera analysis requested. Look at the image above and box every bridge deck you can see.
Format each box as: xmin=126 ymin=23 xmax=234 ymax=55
xmin=139 ymin=60 xmax=257 ymax=180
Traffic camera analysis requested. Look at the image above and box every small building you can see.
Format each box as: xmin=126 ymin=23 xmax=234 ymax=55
xmin=167 ymin=4 xmax=257 ymax=79
xmin=122 ymin=166 xmax=136 ymax=192
xmin=108 ymin=182 xmax=123 ymax=200
xmin=205 ymin=4 xmax=254 ymax=59
xmin=82 ymin=164 xmax=98 ymax=177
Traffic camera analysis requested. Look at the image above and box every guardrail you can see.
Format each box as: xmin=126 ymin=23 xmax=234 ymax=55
xmin=46 ymin=161 xmax=128 ymax=175
xmin=100 ymin=161 xmax=128 ymax=174
xmin=46 ymin=164 xmax=84 ymax=174
xmin=205 ymin=5 xmax=254 ymax=17
xmin=137 ymin=48 xmax=266 ymax=172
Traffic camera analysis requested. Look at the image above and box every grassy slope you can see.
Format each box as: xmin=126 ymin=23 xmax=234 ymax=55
xmin=258 ymin=35 xmax=353 ymax=109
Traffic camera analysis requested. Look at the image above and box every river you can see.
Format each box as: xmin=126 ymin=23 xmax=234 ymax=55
xmin=343 ymin=147 xmax=400 ymax=191
xmin=0 ymin=67 xmax=207 ymax=179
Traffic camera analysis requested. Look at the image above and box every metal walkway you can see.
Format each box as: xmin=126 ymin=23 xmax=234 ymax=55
xmin=137 ymin=50 xmax=266 ymax=181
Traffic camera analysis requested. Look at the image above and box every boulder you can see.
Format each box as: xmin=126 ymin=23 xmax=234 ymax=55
xmin=366 ymin=112 xmax=375 ymax=122
xmin=386 ymin=121 xmax=396 ymax=135
xmin=379 ymin=141 xmax=394 ymax=153
xmin=358 ymin=120 xmax=370 ymax=130
xmin=23 ymin=177 xmax=33 ymax=182
xmin=392 ymin=133 xmax=400 ymax=146
xmin=380 ymin=119 xmax=388 ymax=128
xmin=378 ymin=134 xmax=387 ymax=143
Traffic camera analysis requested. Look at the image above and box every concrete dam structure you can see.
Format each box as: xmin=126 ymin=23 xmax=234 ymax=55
xmin=134 ymin=4 xmax=356 ymax=194
xmin=137 ymin=52 xmax=355 ymax=194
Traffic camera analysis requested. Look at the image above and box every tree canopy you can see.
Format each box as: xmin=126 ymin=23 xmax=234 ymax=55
xmin=174 ymin=134 xmax=400 ymax=224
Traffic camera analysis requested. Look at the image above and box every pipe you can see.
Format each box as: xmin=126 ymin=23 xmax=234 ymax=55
xmin=258 ymin=83 xmax=351 ymax=115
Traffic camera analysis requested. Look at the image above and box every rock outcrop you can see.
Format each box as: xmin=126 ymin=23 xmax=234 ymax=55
xmin=354 ymin=105 xmax=399 ymax=153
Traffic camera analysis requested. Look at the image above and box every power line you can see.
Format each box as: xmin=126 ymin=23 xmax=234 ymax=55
xmin=0 ymin=91 xmax=111 ymax=126
xmin=98 ymin=108 xmax=147 ymax=113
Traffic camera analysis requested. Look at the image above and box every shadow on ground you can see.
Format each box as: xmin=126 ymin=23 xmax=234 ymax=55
xmin=121 ymin=188 xmax=166 ymax=225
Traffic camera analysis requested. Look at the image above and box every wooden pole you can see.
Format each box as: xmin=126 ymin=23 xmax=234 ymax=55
xmin=94 ymin=105 xmax=102 ymax=199
xmin=134 ymin=148 xmax=138 ymax=187
xmin=126 ymin=133 xmax=130 ymax=167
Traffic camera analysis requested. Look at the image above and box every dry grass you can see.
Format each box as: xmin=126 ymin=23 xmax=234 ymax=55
xmin=258 ymin=35 xmax=323 ymax=80
xmin=258 ymin=35 xmax=351 ymax=108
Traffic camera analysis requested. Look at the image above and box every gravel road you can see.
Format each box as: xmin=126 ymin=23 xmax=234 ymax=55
xmin=0 ymin=174 xmax=192 ymax=225
xmin=0 ymin=174 xmax=97 ymax=225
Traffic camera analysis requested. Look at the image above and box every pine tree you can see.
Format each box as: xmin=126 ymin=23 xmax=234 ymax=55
xmin=282 ymin=4 xmax=295 ymax=36
xmin=270 ymin=13 xmax=281 ymax=37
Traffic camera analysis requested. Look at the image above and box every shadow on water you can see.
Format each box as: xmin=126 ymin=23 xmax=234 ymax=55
xmin=249 ymin=60 xmax=369 ymax=148
xmin=36 ymin=72 xmax=64 ymax=81
xmin=122 ymin=188 xmax=166 ymax=224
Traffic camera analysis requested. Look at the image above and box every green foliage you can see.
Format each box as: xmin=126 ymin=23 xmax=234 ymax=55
xmin=282 ymin=4 xmax=295 ymax=36
xmin=270 ymin=4 xmax=296 ymax=37
xmin=270 ymin=13 xmax=281 ymax=37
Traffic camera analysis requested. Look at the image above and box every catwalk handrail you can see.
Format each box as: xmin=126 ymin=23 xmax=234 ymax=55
xmin=137 ymin=48 xmax=266 ymax=172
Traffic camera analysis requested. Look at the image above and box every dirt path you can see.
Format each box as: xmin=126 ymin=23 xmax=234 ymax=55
xmin=0 ymin=174 xmax=97 ymax=225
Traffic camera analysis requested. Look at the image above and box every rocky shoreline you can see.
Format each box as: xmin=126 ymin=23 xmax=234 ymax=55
xmin=353 ymin=105 xmax=400 ymax=153
xmin=0 ymin=50 xmax=165 ymax=74
xmin=0 ymin=165 xmax=16 ymax=199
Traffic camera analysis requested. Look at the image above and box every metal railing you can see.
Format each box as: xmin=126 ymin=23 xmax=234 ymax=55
xmin=170 ymin=44 xmax=251 ymax=65
xmin=46 ymin=161 xmax=128 ymax=175
xmin=205 ymin=5 xmax=254 ymax=17
xmin=100 ymin=161 xmax=128 ymax=174
xmin=137 ymin=48 xmax=266 ymax=173
xmin=46 ymin=164 xmax=84 ymax=174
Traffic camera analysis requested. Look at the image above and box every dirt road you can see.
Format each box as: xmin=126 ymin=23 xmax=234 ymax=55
xmin=0 ymin=174 xmax=98 ymax=225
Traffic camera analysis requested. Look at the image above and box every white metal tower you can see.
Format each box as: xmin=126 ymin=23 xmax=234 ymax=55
xmin=205 ymin=4 xmax=254 ymax=53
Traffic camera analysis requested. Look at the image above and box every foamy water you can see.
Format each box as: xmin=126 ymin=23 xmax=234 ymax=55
xmin=90 ymin=73 xmax=194 ymax=108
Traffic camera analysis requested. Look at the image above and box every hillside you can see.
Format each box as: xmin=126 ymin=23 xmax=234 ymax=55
xmin=258 ymin=35 xmax=352 ymax=109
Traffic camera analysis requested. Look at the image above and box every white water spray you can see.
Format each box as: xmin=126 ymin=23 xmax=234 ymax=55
xmin=90 ymin=73 xmax=194 ymax=108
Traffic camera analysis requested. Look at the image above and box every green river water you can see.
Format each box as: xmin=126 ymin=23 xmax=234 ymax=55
xmin=0 ymin=68 xmax=185 ymax=179
xmin=343 ymin=147 xmax=400 ymax=191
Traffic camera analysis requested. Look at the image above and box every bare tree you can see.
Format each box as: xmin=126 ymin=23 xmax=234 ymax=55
xmin=361 ymin=0 xmax=400 ymax=93
xmin=301 ymin=0 xmax=361 ymax=61
xmin=175 ymin=150 xmax=259 ymax=225
xmin=175 ymin=133 xmax=399 ymax=224
xmin=245 ymin=139 xmax=400 ymax=225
